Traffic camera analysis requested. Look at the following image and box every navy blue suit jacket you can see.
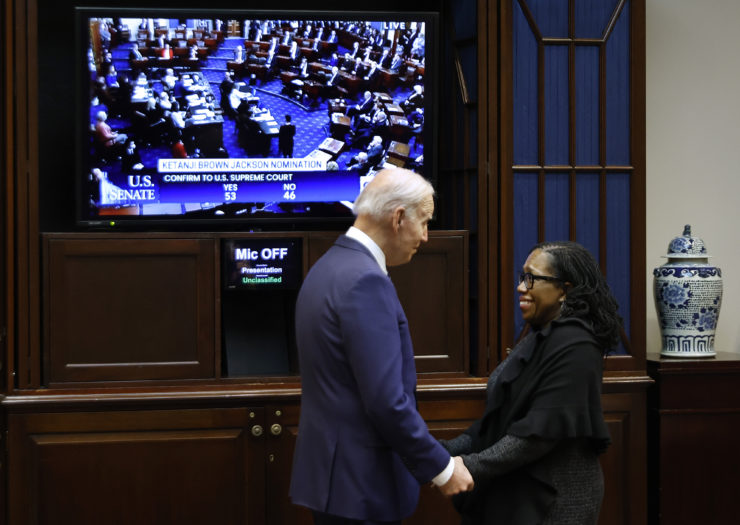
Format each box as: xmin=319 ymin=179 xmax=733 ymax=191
xmin=290 ymin=235 xmax=450 ymax=521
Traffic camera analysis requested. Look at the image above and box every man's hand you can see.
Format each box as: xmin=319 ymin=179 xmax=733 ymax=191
xmin=438 ymin=456 xmax=474 ymax=496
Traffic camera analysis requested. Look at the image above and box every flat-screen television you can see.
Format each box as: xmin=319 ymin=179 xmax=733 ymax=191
xmin=77 ymin=7 xmax=437 ymax=228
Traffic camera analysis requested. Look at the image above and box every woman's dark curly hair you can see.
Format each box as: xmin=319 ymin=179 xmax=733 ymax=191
xmin=533 ymin=240 xmax=623 ymax=352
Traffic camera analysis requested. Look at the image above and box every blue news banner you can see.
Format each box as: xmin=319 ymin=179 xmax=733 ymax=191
xmin=102 ymin=157 xmax=363 ymax=206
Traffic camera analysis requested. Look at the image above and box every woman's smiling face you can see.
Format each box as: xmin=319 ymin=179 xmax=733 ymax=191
xmin=517 ymin=249 xmax=567 ymax=328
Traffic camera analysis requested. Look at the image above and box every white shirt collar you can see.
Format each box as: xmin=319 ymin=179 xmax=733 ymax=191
xmin=346 ymin=226 xmax=387 ymax=275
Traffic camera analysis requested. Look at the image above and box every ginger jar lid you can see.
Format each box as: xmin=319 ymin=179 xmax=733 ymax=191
xmin=662 ymin=224 xmax=710 ymax=259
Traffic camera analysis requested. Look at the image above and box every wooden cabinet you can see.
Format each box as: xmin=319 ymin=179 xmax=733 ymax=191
xmin=407 ymin=392 xmax=487 ymax=524
xmin=306 ymin=232 xmax=469 ymax=373
xmin=7 ymin=404 xmax=263 ymax=524
xmin=3 ymin=230 xmax=647 ymax=525
xmin=44 ymin=237 xmax=216 ymax=384
xmin=262 ymin=401 xmax=312 ymax=525
xmin=3 ymin=383 xmax=645 ymax=525
xmin=4 ymin=394 xmax=308 ymax=525
xmin=647 ymin=352 xmax=740 ymax=524
xmin=0 ymin=230 xmax=474 ymax=525
xmin=41 ymin=232 xmax=468 ymax=385
xmin=2 ymin=388 xmax=483 ymax=525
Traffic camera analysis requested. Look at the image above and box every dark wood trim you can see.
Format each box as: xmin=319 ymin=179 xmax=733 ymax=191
xmin=462 ymin=102 xmax=472 ymax=233
xmin=604 ymin=0 xmax=628 ymax=41
xmin=516 ymin=0 xmax=542 ymax=40
xmin=481 ymin=0 xmax=499 ymax=374
xmin=10 ymin=0 xmax=41 ymax=390
xmin=6 ymin=0 xmax=17 ymax=388
xmin=628 ymin=0 xmax=647 ymax=370
xmin=2 ymin=0 xmax=12 ymax=394
xmin=603 ymin=353 xmax=642 ymax=373
xmin=0 ymin=373 xmax=652 ymax=412
xmin=513 ymin=165 xmax=635 ymax=171
xmin=0 ymin=378 xmax=493 ymax=414
xmin=453 ymin=49 xmax=471 ymax=106
xmin=497 ymin=0 xmax=516 ymax=356
xmin=541 ymin=38 xmax=601 ymax=45
xmin=213 ymin=239 xmax=224 ymax=379
xmin=26 ymin=0 xmax=40 ymax=389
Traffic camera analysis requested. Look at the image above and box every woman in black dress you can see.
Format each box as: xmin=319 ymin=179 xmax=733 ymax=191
xmin=442 ymin=240 xmax=621 ymax=524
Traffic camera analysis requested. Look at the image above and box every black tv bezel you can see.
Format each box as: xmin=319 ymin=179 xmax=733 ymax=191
xmin=74 ymin=6 xmax=440 ymax=231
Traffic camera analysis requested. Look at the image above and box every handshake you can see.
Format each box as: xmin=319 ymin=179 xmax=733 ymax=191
xmin=437 ymin=456 xmax=475 ymax=496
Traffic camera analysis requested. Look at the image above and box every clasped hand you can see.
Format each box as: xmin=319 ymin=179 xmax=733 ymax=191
xmin=438 ymin=456 xmax=474 ymax=496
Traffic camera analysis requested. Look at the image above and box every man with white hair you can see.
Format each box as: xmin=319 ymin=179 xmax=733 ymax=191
xmin=347 ymin=90 xmax=374 ymax=124
xmin=402 ymin=84 xmax=424 ymax=112
xmin=366 ymin=134 xmax=385 ymax=165
xmin=290 ymin=169 xmax=474 ymax=524
xmin=346 ymin=151 xmax=370 ymax=174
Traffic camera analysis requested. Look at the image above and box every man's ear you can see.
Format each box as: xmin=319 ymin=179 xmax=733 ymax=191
xmin=391 ymin=206 xmax=405 ymax=232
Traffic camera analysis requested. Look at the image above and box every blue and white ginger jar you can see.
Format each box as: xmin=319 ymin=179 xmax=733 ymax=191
xmin=653 ymin=225 xmax=722 ymax=357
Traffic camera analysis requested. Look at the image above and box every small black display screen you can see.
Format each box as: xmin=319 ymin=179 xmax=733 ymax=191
xmin=223 ymin=238 xmax=302 ymax=290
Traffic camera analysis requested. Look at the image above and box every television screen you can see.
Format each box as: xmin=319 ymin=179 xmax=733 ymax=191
xmin=78 ymin=8 xmax=436 ymax=227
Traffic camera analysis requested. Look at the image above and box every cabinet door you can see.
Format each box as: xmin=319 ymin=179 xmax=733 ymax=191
xmin=261 ymin=399 xmax=478 ymax=525
xmin=404 ymin=397 xmax=485 ymax=525
xmin=261 ymin=397 xmax=485 ymax=525
xmin=307 ymin=231 xmax=469 ymax=374
xmin=7 ymin=406 xmax=264 ymax=525
xmin=264 ymin=403 xmax=313 ymax=525
xmin=44 ymin=237 xmax=216 ymax=384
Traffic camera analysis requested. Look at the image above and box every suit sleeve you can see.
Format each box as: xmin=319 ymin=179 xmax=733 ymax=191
xmin=339 ymin=271 xmax=450 ymax=483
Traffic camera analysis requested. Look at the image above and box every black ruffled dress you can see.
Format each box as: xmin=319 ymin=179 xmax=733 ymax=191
xmin=447 ymin=317 xmax=611 ymax=524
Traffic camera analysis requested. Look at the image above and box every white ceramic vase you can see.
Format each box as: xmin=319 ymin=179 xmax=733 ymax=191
xmin=653 ymin=225 xmax=722 ymax=357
